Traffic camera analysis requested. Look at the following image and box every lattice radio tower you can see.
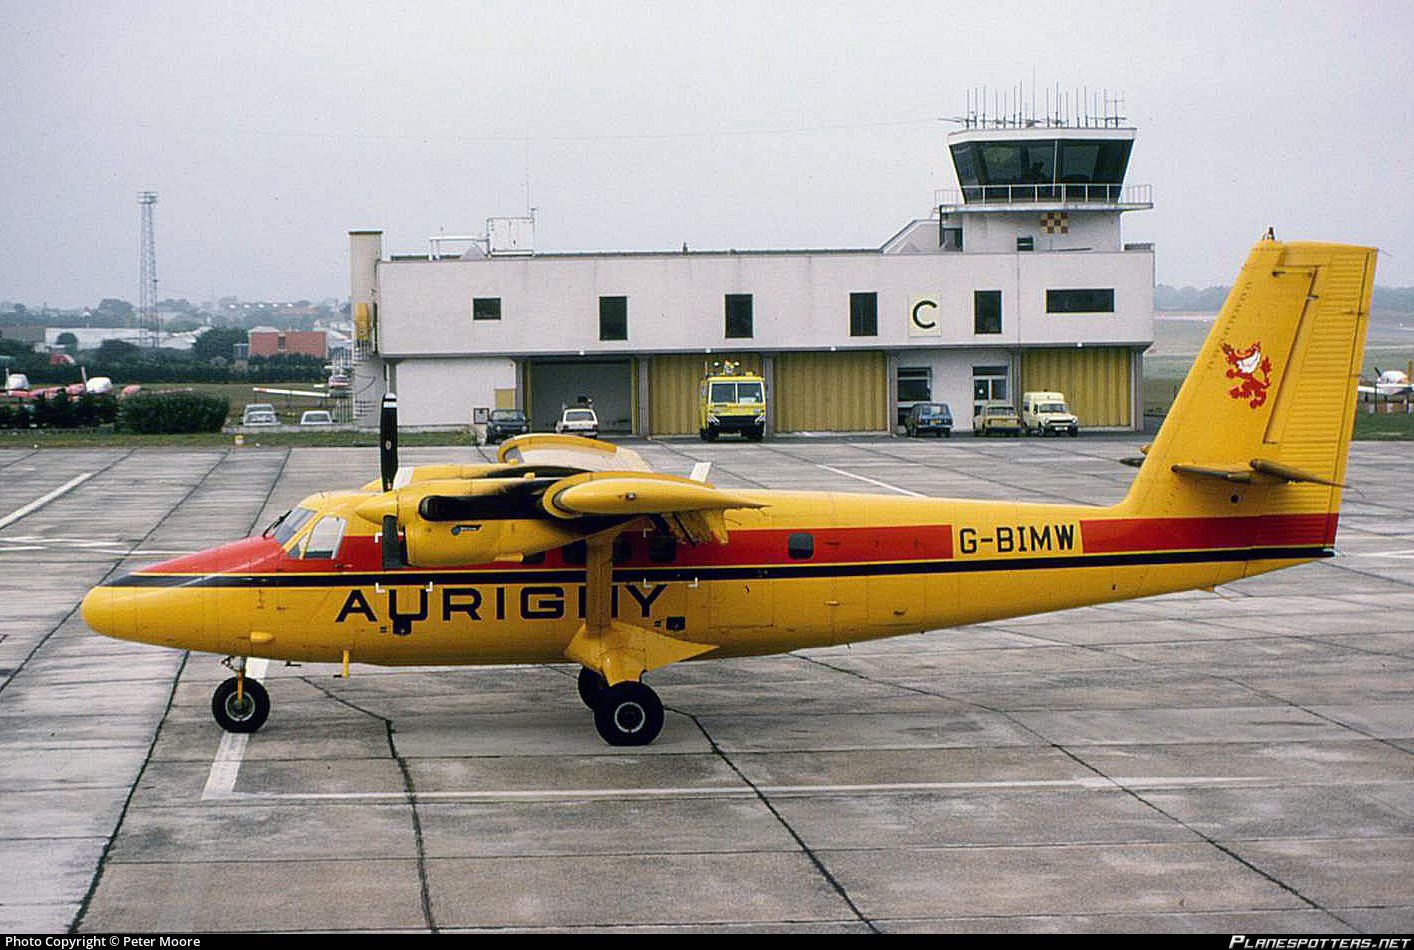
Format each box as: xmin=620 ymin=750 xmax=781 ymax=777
xmin=138 ymin=191 xmax=158 ymax=347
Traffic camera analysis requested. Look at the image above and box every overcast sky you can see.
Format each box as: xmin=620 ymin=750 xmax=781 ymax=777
xmin=3 ymin=0 xmax=1411 ymax=309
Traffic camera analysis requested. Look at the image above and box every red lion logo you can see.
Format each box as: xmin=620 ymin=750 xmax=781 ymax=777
xmin=1221 ymin=341 xmax=1273 ymax=408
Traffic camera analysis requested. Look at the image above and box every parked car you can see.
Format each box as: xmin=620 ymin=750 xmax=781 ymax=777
xmin=242 ymin=410 xmax=278 ymax=427
xmin=242 ymin=404 xmax=278 ymax=427
xmin=484 ymin=408 xmax=530 ymax=444
xmin=299 ymin=410 xmax=334 ymax=426
xmin=904 ymin=402 xmax=953 ymax=437
xmin=972 ymin=401 xmax=1021 ymax=436
xmin=1020 ymin=391 xmax=1079 ymax=437
xmin=555 ymin=405 xmax=600 ymax=439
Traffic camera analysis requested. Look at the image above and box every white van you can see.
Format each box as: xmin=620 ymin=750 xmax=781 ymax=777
xmin=1020 ymin=391 xmax=1079 ymax=437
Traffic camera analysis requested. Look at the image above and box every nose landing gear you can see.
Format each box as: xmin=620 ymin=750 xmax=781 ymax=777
xmin=212 ymin=656 xmax=269 ymax=733
xmin=212 ymin=675 xmax=269 ymax=733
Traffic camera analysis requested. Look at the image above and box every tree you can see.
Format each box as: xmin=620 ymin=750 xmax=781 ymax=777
xmin=95 ymin=339 xmax=141 ymax=363
xmin=193 ymin=326 xmax=246 ymax=363
xmin=95 ymin=299 xmax=135 ymax=323
xmin=56 ymin=332 xmax=78 ymax=353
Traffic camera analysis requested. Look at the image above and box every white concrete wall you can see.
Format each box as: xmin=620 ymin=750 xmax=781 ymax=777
xmin=391 ymin=357 xmax=517 ymax=427
xmin=375 ymin=247 xmax=1153 ymax=357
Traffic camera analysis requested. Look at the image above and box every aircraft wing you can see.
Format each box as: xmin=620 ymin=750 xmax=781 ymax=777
xmin=357 ymin=435 xmax=763 ymax=565
xmin=497 ymin=433 xmax=653 ymax=473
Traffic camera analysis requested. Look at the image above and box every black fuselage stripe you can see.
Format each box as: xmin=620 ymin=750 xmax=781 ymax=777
xmin=107 ymin=546 xmax=1332 ymax=588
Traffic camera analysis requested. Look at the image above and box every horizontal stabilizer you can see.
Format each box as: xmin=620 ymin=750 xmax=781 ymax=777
xmin=1170 ymin=458 xmax=1345 ymax=487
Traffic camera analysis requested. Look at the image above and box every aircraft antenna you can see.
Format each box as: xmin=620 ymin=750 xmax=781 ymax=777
xmin=138 ymin=191 xmax=158 ymax=348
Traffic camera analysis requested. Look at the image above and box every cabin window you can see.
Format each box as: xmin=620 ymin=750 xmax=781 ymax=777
xmin=561 ymin=540 xmax=587 ymax=566
xmin=301 ymin=516 xmax=346 ymax=559
xmin=647 ymin=532 xmax=677 ymax=564
xmin=612 ymin=534 xmax=633 ymax=565
xmin=787 ymin=533 xmax=814 ymax=560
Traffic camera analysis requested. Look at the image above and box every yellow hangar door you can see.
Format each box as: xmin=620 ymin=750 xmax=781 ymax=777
xmin=775 ymin=351 xmax=888 ymax=434
xmin=1019 ymin=347 xmax=1133 ymax=428
xmin=647 ymin=354 xmax=764 ymax=436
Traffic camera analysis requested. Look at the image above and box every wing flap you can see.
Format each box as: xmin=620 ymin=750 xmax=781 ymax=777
xmin=497 ymin=433 xmax=653 ymax=473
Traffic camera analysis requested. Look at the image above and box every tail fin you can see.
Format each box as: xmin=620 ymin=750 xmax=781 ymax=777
xmin=1121 ymin=237 xmax=1376 ymax=554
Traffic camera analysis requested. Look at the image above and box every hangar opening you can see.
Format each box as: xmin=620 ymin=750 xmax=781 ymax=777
xmin=527 ymin=358 xmax=634 ymax=434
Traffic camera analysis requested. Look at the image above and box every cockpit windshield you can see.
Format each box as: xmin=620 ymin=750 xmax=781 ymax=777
xmin=264 ymin=506 xmax=316 ymax=545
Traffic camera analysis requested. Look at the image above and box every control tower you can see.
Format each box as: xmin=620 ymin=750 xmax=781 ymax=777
xmin=936 ymin=90 xmax=1152 ymax=254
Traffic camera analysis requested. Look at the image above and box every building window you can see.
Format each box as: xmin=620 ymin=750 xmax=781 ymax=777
xmin=725 ymin=294 xmax=753 ymax=339
xmin=1047 ymin=289 xmax=1115 ymax=313
xmin=849 ymin=292 xmax=877 ymax=337
xmin=974 ymin=290 xmax=1002 ymax=334
xmin=599 ymin=296 xmax=627 ymax=341
xmin=472 ymin=297 xmax=502 ymax=321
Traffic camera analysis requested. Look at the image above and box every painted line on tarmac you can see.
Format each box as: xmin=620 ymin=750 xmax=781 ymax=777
xmin=201 ymin=658 xmax=269 ymax=800
xmin=815 ymin=464 xmax=926 ymax=497
xmin=0 ymin=472 xmax=96 ymax=529
xmin=200 ymin=774 xmax=1293 ymax=804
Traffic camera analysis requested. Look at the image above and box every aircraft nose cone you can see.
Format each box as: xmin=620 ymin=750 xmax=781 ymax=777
xmin=81 ymin=585 xmax=125 ymax=638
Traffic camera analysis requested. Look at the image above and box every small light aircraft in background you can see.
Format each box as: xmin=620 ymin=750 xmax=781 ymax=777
xmin=1358 ymin=367 xmax=1413 ymax=399
xmin=82 ymin=238 xmax=1376 ymax=746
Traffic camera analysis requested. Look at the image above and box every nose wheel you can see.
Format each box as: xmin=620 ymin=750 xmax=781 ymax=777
xmin=588 ymin=677 xmax=664 ymax=746
xmin=212 ymin=675 xmax=270 ymax=733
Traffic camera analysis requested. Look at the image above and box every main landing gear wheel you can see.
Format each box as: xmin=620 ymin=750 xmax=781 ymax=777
xmin=577 ymin=666 xmax=608 ymax=709
xmin=593 ymin=680 xmax=664 ymax=746
xmin=212 ymin=676 xmax=270 ymax=733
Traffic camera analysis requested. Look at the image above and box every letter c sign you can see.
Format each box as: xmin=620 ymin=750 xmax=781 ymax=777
xmin=909 ymin=297 xmax=942 ymax=337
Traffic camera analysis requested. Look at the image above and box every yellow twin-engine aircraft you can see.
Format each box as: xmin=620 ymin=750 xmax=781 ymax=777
xmin=82 ymin=238 xmax=1376 ymax=745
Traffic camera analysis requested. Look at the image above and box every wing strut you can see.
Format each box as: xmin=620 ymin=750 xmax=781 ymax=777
xmin=563 ymin=532 xmax=715 ymax=686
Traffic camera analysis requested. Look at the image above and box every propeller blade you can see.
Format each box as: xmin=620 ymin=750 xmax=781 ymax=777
xmin=381 ymin=514 xmax=403 ymax=570
xmin=380 ymin=393 xmax=398 ymax=492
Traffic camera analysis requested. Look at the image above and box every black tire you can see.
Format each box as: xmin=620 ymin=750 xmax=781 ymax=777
xmin=577 ymin=666 xmax=607 ymax=709
xmin=593 ymin=680 xmax=664 ymax=746
xmin=704 ymin=426 xmax=719 ymax=442
xmin=1069 ymin=428 xmax=1078 ymax=437
xmin=212 ymin=676 xmax=269 ymax=733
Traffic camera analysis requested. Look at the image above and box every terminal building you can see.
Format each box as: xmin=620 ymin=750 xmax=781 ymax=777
xmin=348 ymin=105 xmax=1154 ymax=435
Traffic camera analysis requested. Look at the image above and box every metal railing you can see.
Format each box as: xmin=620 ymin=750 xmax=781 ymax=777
xmin=936 ymin=183 xmax=1152 ymax=208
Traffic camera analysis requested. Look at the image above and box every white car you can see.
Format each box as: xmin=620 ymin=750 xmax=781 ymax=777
xmin=555 ymin=406 xmax=600 ymax=439
xmin=242 ymin=403 xmax=276 ymax=425
xmin=242 ymin=410 xmax=278 ymax=427
xmin=299 ymin=410 xmax=334 ymax=426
